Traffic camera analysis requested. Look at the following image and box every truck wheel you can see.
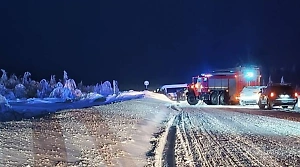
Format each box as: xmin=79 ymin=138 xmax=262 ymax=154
xmin=267 ymin=100 xmax=273 ymax=110
xmin=211 ymin=92 xmax=218 ymax=105
xmin=203 ymin=100 xmax=211 ymax=105
xmin=219 ymin=92 xmax=226 ymax=105
xmin=187 ymin=95 xmax=199 ymax=105
xmin=258 ymin=100 xmax=265 ymax=109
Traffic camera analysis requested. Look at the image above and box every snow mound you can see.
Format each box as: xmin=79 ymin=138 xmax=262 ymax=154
xmin=82 ymin=92 xmax=105 ymax=102
xmin=143 ymin=91 xmax=173 ymax=102
xmin=106 ymin=90 xmax=145 ymax=103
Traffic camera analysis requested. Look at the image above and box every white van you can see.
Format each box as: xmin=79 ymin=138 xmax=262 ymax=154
xmin=160 ymin=84 xmax=188 ymax=101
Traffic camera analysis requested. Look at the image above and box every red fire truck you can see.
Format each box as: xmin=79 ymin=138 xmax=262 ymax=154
xmin=186 ymin=66 xmax=261 ymax=105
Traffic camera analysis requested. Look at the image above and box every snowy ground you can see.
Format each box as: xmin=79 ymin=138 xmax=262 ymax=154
xmin=1 ymin=91 xmax=300 ymax=166
xmin=0 ymin=91 xmax=176 ymax=166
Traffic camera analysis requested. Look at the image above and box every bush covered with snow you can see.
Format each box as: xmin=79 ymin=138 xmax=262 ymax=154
xmin=0 ymin=94 xmax=11 ymax=113
xmin=0 ymin=69 xmax=120 ymax=101
xmin=14 ymin=84 xmax=27 ymax=99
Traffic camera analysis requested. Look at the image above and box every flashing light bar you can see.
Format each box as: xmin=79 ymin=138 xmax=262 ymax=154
xmin=201 ymin=73 xmax=213 ymax=77
xmin=245 ymin=71 xmax=254 ymax=78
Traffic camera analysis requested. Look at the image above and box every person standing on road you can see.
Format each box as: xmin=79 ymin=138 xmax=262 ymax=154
xmin=176 ymin=89 xmax=181 ymax=103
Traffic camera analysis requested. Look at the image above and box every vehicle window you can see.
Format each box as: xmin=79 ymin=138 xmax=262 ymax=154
xmin=270 ymin=86 xmax=294 ymax=93
xmin=166 ymin=88 xmax=185 ymax=93
xmin=197 ymin=78 xmax=202 ymax=83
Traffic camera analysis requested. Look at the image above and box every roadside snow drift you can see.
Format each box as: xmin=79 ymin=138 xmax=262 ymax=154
xmin=0 ymin=91 xmax=144 ymax=121
xmin=0 ymin=96 xmax=175 ymax=166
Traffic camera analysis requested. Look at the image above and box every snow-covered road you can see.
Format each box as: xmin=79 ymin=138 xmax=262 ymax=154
xmin=1 ymin=92 xmax=300 ymax=167
xmin=156 ymin=106 xmax=300 ymax=167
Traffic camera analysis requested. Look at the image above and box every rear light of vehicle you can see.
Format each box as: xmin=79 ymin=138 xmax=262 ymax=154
xmin=191 ymin=85 xmax=194 ymax=89
xmin=295 ymin=92 xmax=298 ymax=97
xmin=270 ymin=92 xmax=275 ymax=97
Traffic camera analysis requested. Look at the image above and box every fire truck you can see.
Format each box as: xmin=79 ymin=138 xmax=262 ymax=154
xmin=186 ymin=66 xmax=261 ymax=105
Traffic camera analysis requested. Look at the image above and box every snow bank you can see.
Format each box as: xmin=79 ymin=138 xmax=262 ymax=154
xmin=0 ymin=91 xmax=145 ymax=121
xmin=143 ymin=91 xmax=173 ymax=102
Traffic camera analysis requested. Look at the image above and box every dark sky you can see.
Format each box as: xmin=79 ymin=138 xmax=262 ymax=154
xmin=1 ymin=0 xmax=300 ymax=90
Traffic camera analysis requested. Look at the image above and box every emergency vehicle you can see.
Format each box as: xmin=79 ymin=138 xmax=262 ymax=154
xmin=186 ymin=66 xmax=261 ymax=105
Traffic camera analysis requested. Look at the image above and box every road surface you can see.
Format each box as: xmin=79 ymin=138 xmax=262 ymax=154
xmin=1 ymin=93 xmax=300 ymax=166
xmin=153 ymin=105 xmax=300 ymax=167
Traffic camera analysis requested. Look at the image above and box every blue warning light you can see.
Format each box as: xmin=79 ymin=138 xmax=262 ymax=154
xmin=245 ymin=71 xmax=254 ymax=78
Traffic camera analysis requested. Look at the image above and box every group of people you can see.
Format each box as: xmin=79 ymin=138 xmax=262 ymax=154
xmin=175 ymin=89 xmax=185 ymax=102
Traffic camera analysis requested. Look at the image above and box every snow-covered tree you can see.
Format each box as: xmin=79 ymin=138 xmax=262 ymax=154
xmin=37 ymin=79 xmax=53 ymax=98
xmin=73 ymin=89 xmax=83 ymax=99
xmin=49 ymin=75 xmax=56 ymax=88
xmin=14 ymin=84 xmax=27 ymax=99
xmin=26 ymin=80 xmax=38 ymax=98
xmin=6 ymin=74 xmax=19 ymax=89
xmin=100 ymin=81 xmax=113 ymax=96
xmin=63 ymin=70 xmax=68 ymax=84
xmin=113 ymin=80 xmax=120 ymax=95
xmin=55 ymin=82 xmax=63 ymax=88
xmin=0 ymin=69 xmax=8 ymax=84
xmin=93 ymin=83 xmax=102 ymax=94
xmin=0 ymin=69 xmax=118 ymax=100
xmin=22 ymin=72 xmax=31 ymax=85
xmin=49 ymin=87 xmax=75 ymax=100
xmin=64 ymin=79 xmax=76 ymax=90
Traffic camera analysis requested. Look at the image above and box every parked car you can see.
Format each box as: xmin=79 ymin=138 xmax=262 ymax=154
xmin=239 ymin=86 xmax=266 ymax=105
xmin=258 ymin=83 xmax=298 ymax=109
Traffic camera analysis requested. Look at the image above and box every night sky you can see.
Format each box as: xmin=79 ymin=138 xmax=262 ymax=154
xmin=1 ymin=0 xmax=300 ymax=90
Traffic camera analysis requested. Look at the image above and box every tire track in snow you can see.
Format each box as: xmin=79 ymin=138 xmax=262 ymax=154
xmin=181 ymin=111 xmax=239 ymax=166
xmin=192 ymin=107 xmax=285 ymax=166
xmin=206 ymin=108 xmax=300 ymax=166
xmin=165 ymin=125 xmax=176 ymax=167
xmin=165 ymin=110 xmax=235 ymax=166
xmin=154 ymin=115 xmax=176 ymax=167
xmin=176 ymin=112 xmax=212 ymax=167
xmin=192 ymin=110 xmax=269 ymax=166
xmin=174 ymin=107 xmax=283 ymax=167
